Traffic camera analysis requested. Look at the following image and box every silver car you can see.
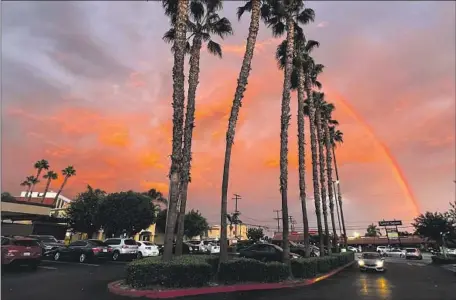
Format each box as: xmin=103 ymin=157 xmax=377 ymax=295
xmin=104 ymin=238 xmax=138 ymax=261
xmin=358 ymin=252 xmax=386 ymax=272
xmin=386 ymin=248 xmax=406 ymax=258
xmin=405 ymin=248 xmax=423 ymax=260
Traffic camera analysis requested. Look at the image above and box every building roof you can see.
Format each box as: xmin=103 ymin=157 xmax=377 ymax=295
xmin=347 ymin=236 xmax=427 ymax=245
xmin=272 ymin=231 xmax=319 ymax=241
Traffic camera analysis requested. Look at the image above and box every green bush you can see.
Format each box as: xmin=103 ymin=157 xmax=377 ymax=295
xmin=291 ymin=257 xmax=318 ymax=278
xmin=218 ymin=258 xmax=289 ymax=283
xmin=291 ymin=252 xmax=354 ymax=278
xmin=126 ymin=255 xmax=212 ymax=288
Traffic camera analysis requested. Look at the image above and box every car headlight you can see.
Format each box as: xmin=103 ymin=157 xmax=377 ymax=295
xmin=376 ymin=260 xmax=384 ymax=267
xmin=358 ymin=260 xmax=365 ymax=266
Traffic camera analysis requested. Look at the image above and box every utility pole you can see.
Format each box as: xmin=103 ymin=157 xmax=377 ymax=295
xmin=273 ymin=210 xmax=282 ymax=233
xmin=233 ymin=194 xmax=241 ymax=238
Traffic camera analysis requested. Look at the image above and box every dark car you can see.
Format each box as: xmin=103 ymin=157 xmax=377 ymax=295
xmin=28 ymin=235 xmax=64 ymax=256
xmin=1 ymin=236 xmax=42 ymax=270
xmin=272 ymin=240 xmax=319 ymax=257
xmin=52 ymin=240 xmax=112 ymax=263
xmin=158 ymin=243 xmax=191 ymax=255
xmin=236 ymin=240 xmax=256 ymax=253
xmin=239 ymin=243 xmax=301 ymax=262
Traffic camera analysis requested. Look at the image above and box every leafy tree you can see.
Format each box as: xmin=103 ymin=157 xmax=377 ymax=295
xmin=365 ymin=223 xmax=381 ymax=237
xmin=1 ymin=192 xmax=16 ymax=202
xmin=42 ymin=170 xmax=58 ymax=203
xmin=184 ymin=210 xmax=209 ymax=238
xmin=66 ymin=185 xmax=105 ymax=238
xmin=29 ymin=159 xmax=50 ymax=200
xmin=53 ymin=166 xmax=76 ymax=205
xmin=99 ymin=191 xmax=158 ymax=238
xmin=413 ymin=212 xmax=454 ymax=245
xmin=247 ymin=228 xmax=264 ymax=242
xmin=142 ymin=189 xmax=167 ymax=206
xmin=446 ymin=200 xmax=456 ymax=223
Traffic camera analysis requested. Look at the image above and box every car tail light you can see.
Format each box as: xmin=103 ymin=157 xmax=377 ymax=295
xmin=108 ymin=247 xmax=113 ymax=252
xmin=6 ymin=249 xmax=19 ymax=256
xmin=92 ymin=247 xmax=101 ymax=253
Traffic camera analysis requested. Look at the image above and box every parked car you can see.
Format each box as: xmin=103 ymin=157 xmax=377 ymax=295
xmin=239 ymin=243 xmax=301 ymax=262
xmin=158 ymin=243 xmax=192 ymax=255
xmin=28 ymin=235 xmax=64 ymax=256
xmin=376 ymin=246 xmax=390 ymax=254
xmin=186 ymin=240 xmax=207 ymax=253
xmin=1 ymin=236 xmax=42 ymax=270
xmin=405 ymin=248 xmax=423 ymax=260
xmin=358 ymin=252 xmax=386 ymax=272
xmin=272 ymin=240 xmax=319 ymax=257
xmin=205 ymin=242 xmax=220 ymax=254
xmin=136 ymin=241 xmax=159 ymax=258
xmin=386 ymin=248 xmax=406 ymax=258
xmin=347 ymin=246 xmax=359 ymax=253
xmin=52 ymin=240 xmax=112 ymax=263
xmin=235 ymin=240 xmax=256 ymax=253
xmin=104 ymin=238 xmax=138 ymax=261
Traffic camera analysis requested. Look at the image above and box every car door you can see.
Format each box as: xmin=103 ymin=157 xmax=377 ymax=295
xmin=263 ymin=245 xmax=282 ymax=262
xmin=66 ymin=241 xmax=87 ymax=260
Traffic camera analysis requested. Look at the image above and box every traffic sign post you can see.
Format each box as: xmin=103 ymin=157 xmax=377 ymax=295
xmin=379 ymin=220 xmax=402 ymax=247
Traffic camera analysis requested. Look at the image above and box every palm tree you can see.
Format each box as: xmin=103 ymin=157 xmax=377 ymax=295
xmin=226 ymin=212 xmax=242 ymax=236
xmin=313 ymin=92 xmax=332 ymax=253
xmin=267 ymin=0 xmax=315 ymax=267
xmin=365 ymin=224 xmax=381 ymax=237
xmin=329 ymin=126 xmax=347 ymax=246
xmin=20 ymin=178 xmax=32 ymax=198
xmin=161 ymin=0 xmax=189 ymax=261
xmin=53 ymin=166 xmax=76 ymax=206
xmin=42 ymin=170 xmax=58 ymax=203
xmin=321 ymin=101 xmax=340 ymax=252
xmin=275 ymin=34 xmax=320 ymax=257
xmin=219 ymin=0 xmax=272 ymax=263
xmin=164 ymin=0 xmax=233 ymax=256
xmin=29 ymin=159 xmax=50 ymax=200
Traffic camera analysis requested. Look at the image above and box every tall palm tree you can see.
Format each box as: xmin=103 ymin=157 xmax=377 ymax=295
xmin=267 ymin=0 xmax=315 ymax=267
xmin=53 ymin=166 xmax=76 ymax=206
xmin=161 ymin=0 xmax=189 ymax=261
xmin=42 ymin=170 xmax=58 ymax=203
xmin=321 ymin=101 xmax=340 ymax=252
xmin=219 ymin=0 xmax=272 ymax=263
xmin=164 ymin=0 xmax=233 ymax=256
xmin=329 ymin=126 xmax=347 ymax=246
xmin=275 ymin=35 xmax=320 ymax=257
xmin=29 ymin=159 xmax=50 ymax=200
xmin=313 ymin=92 xmax=332 ymax=253
xmin=20 ymin=177 xmax=33 ymax=198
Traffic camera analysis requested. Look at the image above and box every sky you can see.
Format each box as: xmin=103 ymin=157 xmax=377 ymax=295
xmin=2 ymin=1 xmax=455 ymax=236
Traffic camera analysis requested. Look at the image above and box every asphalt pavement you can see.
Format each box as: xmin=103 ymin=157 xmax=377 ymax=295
xmin=2 ymin=256 xmax=455 ymax=300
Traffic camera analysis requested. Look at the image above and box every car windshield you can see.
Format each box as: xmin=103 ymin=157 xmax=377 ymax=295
xmin=406 ymin=248 xmax=417 ymax=253
xmin=36 ymin=236 xmax=58 ymax=243
xmin=362 ymin=253 xmax=380 ymax=259
xmin=13 ymin=240 xmax=40 ymax=247
xmin=124 ymin=239 xmax=137 ymax=245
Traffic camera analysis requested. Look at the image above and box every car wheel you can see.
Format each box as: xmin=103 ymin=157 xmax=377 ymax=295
xmin=79 ymin=253 xmax=87 ymax=263
xmin=137 ymin=252 xmax=143 ymax=259
xmin=54 ymin=252 xmax=61 ymax=261
xmin=112 ymin=251 xmax=120 ymax=261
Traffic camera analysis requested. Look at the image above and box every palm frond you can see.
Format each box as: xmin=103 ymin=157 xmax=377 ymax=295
xmin=271 ymin=21 xmax=286 ymax=37
xmin=207 ymin=40 xmax=222 ymax=57
xmin=297 ymin=8 xmax=315 ymax=25
xmin=205 ymin=0 xmax=223 ymax=13
xmin=237 ymin=1 xmax=252 ymax=20
xmin=314 ymin=80 xmax=322 ymax=90
xmin=210 ymin=17 xmax=233 ymax=38
xmin=275 ymin=39 xmax=287 ymax=69
xmin=190 ymin=1 xmax=205 ymax=22
xmin=305 ymin=40 xmax=320 ymax=53
xmin=163 ymin=28 xmax=175 ymax=43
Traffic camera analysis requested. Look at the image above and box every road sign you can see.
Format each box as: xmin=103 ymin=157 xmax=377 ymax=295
xmin=378 ymin=220 xmax=402 ymax=226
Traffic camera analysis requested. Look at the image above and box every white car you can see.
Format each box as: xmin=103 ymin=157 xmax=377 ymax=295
xmin=386 ymin=248 xmax=406 ymax=258
xmin=206 ymin=242 xmax=220 ymax=254
xmin=358 ymin=252 xmax=386 ymax=272
xmin=187 ymin=240 xmax=207 ymax=253
xmin=136 ymin=241 xmax=159 ymax=258
xmin=347 ymin=246 xmax=359 ymax=253
xmin=376 ymin=246 xmax=391 ymax=254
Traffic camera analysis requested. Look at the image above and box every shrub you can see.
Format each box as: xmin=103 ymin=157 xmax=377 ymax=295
xmin=218 ymin=258 xmax=289 ymax=283
xmin=126 ymin=255 xmax=212 ymax=288
xmin=431 ymin=255 xmax=456 ymax=265
xmin=291 ymin=257 xmax=318 ymax=278
xmin=291 ymin=252 xmax=354 ymax=278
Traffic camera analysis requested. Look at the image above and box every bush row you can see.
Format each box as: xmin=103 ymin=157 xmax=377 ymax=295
xmin=431 ymin=254 xmax=456 ymax=265
xmin=125 ymin=252 xmax=355 ymax=288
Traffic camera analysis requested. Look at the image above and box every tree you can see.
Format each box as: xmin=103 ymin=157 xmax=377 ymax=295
xmin=184 ymin=210 xmax=209 ymax=239
xmin=1 ymin=192 xmax=16 ymax=202
xmin=161 ymin=0 xmax=189 ymax=262
xmin=20 ymin=179 xmax=32 ymax=198
xmin=53 ymin=166 xmax=76 ymax=205
xmin=446 ymin=200 xmax=456 ymax=224
xmin=66 ymin=185 xmax=105 ymax=238
xmin=99 ymin=191 xmax=157 ymax=238
xmin=267 ymin=0 xmax=315 ymax=267
xmin=412 ymin=212 xmax=454 ymax=245
xmin=29 ymin=159 xmax=49 ymax=200
xmin=247 ymin=228 xmax=264 ymax=242
xmin=219 ymin=0 xmax=271 ymax=263
xmin=42 ymin=170 xmax=58 ymax=203
xmin=142 ymin=189 xmax=167 ymax=206
xmin=164 ymin=0 xmax=233 ymax=256
xmin=276 ymin=34 xmax=320 ymax=257
xmin=365 ymin=223 xmax=381 ymax=237
xmin=329 ymin=126 xmax=347 ymax=246
xmin=226 ymin=212 xmax=242 ymax=235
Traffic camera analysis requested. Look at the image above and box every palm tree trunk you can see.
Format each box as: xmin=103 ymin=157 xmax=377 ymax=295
xmin=25 ymin=185 xmax=32 ymax=200
xmin=41 ymin=178 xmax=52 ymax=204
xmin=219 ymin=0 xmax=261 ymax=264
xmin=162 ymin=0 xmax=189 ymax=261
xmin=324 ymin=123 xmax=338 ymax=252
xmin=332 ymin=146 xmax=347 ymax=247
xmin=29 ymin=169 xmax=42 ymax=201
xmin=315 ymin=107 xmax=331 ymax=253
xmin=297 ymin=68 xmax=310 ymax=257
xmin=333 ymin=181 xmax=343 ymax=235
xmin=305 ymin=80 xmax=324 ymax=255
xmin=175 ymin=36 xmax=202 ymax=256
xmin=53 ymin=176 xmax=68 ymax=207
xmin=278 ymin=17 xmax=294 ymax=269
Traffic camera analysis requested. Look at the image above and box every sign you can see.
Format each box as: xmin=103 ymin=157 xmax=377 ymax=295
xmin=378 ymin=220 xmax=402 ymax=226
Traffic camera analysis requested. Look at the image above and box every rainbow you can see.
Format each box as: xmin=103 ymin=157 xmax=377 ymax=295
xmin=328 ymin=91 xmax=421 ymax=216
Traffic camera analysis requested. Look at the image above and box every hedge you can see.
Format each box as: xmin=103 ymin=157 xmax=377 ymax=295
xmin=431 ymin=255 xmax=456 ymax=265
xmin=292 ymin=252 xmax=354 ymax=278
xmin=218 ymin=258 xmax=289 ymax=283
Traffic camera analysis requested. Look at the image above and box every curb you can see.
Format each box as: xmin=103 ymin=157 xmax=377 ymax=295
xmin=108 ymin=260 xmax=355 ymax=299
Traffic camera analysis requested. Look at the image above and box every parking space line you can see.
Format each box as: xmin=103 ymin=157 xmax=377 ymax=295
xmin=38 ymin=266 xmax=58 ymax=270
xmin=43 ymin=260 xmax=100 ymax=267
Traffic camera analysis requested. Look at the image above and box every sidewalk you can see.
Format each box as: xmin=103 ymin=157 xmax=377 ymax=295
xmin=108 ymin=261 xmax=355 ymax=299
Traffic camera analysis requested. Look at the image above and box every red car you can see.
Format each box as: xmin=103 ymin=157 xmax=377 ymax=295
xmin=1 ymin=236 xmax=42 ymax=269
